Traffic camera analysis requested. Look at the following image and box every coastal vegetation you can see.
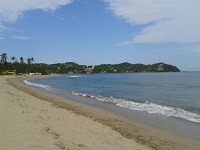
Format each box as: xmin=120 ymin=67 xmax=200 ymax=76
xmin=0 ymin=53 xmax=45 ymax=75
xmin=0 ymin=52 xmax=180 ymax=75
xmin=93 ymin=62 xmax=180 ymax=73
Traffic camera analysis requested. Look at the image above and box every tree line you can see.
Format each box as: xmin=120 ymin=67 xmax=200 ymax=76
xmin=0 ymin=52 xmax=180 ymax=75
xmin=0 ymin=52 xmax=43 ymax=75
xmin=93 ymin=62 xmax=180 ymax=73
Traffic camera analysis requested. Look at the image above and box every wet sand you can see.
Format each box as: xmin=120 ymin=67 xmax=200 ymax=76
xmin=1 ymin=75 xmax=200 ymax=149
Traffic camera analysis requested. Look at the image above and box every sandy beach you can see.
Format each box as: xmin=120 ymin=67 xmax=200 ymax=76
xmin=0 ymin=75 xmax=200 ymax=150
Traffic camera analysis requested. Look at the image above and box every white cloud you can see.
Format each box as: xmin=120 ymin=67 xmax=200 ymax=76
xmin=104 ymin=0 xmax=200 ymax=44
xmin=11 ymin=35 xmax=31 ymax=40
xmin=0 ymin=0 xmax=73 ymax=29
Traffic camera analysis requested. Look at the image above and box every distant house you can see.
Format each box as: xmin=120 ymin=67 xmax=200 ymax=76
xmin=8 ymin=70 xmax=16 ymax=75
xmin=0 ymin=70 xmax=16 ymax=75
xmin=28 ymin=72 xmax=42 ymax=75
xmin=85 ymin=66 xmax=94 ymax=74
xmin=157 ymin=64 xmax=164 ymax=71
xmin=17 ymin=72 xmax=42 ymax=76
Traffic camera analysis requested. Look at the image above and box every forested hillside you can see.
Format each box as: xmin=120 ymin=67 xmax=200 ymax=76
xmin=0 ymin=53 xmax=180 ymax=75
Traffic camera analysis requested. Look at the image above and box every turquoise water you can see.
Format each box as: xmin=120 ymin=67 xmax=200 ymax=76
xmin=24 ymin=72 xmax=200 ymax=123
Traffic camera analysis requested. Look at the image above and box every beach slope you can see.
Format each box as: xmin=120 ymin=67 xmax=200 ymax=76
xmin=1 ymin=76 xmax=200 ymax=150
xmin=0 ymin=76 xmax=150 ymax=150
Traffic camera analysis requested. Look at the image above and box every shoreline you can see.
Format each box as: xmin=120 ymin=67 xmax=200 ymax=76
xmin=22 ymin=75 xmax=200 ymax=140
xmin=1 ymin=75 xmax=149 ymax=150
xmin=3 ymin=75 xmax=200 ymax=149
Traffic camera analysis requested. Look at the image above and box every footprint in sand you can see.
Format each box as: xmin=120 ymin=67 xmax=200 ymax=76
xmin=52 ymin=132 xmax=60 ymax=139
xmin=37 ymin=115 xmax=44 ymax=120
xmin=43 ymin=127 xmax=60 ymax=139
xmin=43 ymin=127 xmax=67 ymax=149
xmin=43 ymin=127 xmax=50 ymax=132
xmin=54 ymin=141 xmax=66 ymax=149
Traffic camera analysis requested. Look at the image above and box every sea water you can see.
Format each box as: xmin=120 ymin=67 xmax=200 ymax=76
xmin=24 ymin=72 xmax=200 ymax=123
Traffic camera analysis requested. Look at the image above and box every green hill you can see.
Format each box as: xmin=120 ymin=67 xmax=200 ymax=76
xmin=0 ymin=52 xmax=180 ymax=75
xmin=92 ymin=62 xmax=180 ymax=73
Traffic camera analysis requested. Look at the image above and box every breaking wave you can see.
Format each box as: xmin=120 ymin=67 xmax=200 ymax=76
xmin=22 ymin=79 xmax=200 ymax=123
xmin=23 ymin=80 xmax=53 ymax=91
xmin=72 ymin=92 xmax=200 ymax=123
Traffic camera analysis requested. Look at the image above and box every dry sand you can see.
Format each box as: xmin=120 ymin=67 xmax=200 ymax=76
xmin=0 ymin=75 xmax=200 ymax=150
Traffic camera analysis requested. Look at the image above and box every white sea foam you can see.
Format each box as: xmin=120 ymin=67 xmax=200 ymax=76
xmin=71 ymin=92 xmax=200 ymax=123
xmin=116 ymin=101 xmax=200 ymax=123
xmin=23 ymin=80 xmax=53 ymax=91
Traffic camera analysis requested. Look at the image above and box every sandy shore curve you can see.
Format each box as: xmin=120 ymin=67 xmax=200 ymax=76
xmin=0 ymin=75 xmax=200 ymax=150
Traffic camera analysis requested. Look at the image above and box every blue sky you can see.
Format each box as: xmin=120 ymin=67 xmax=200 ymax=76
xmin=0 ymin=0 xmax=200 ymax=71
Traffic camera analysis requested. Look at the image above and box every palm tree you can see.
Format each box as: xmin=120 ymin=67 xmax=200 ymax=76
xmin=0 ymin=53 xmax=7 ymax=64
xmin=20 ymin=57 xmax=24 ymax=64
xmin=10 ymin=56 xmax=17 ymax=70
xmin=27 ymin=58 xmax=31 ymax=73
xmin=18 ymin=56 xmax=25 ymax=73
xmin=30 ymin=57 xmax=35 ymax=63
xmin=11 ymin=56 xmax=16 ymax=63
xmin=0 ymin=53 xmax=7 ymax=73
xmin=27 ymin=57 xmax=34 ymax=73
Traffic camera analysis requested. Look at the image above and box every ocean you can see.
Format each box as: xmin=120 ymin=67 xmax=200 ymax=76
xmin=24 ymin=72 xmax=200 ymax=123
